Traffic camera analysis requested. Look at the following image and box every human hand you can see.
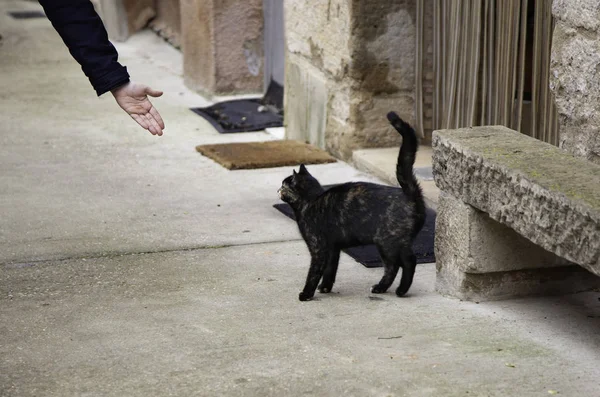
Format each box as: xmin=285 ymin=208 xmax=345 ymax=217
xmin=111 ymin=82 xmax=165 ymax=136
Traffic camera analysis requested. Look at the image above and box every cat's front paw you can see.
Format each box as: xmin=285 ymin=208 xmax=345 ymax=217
xmin=299 ymin=291 xmax=314 ymax=301
xmin=395 ymin=287 xmax=409 ymax=297
xmin=370 ymin=284 xmax=388 ymax=294
xmin=318 ymin=284 xmax=332 ymax=293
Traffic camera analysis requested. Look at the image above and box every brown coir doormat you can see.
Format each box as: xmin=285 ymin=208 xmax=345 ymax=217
xmin=195 ymin=140 xmax=337 ymax=170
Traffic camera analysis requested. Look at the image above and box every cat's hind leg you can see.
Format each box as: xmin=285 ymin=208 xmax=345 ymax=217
xmin=370 ymin=245 xmax=401 ymax=294
xmin=396 ymin=247 xmax=416 ymax=297
xmin=318 ymin=249 xmax=341 ymax=293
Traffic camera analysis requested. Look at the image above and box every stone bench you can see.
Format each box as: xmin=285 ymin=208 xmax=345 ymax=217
xmin=432 ymin=126 xmax=600 ymax=301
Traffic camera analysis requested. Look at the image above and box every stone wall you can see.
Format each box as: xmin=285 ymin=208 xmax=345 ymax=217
xmin=550 ymin=0 xmax=600 ymax=165
xmin=285 ymin=0 xmax=417 ymax=160
xmin=92 ymin=0 xmax=155 ymax=42
xmin=150 ymin=0 xmax=181 ymax=48
xmin=181 ymin=0 xmax=264 ymax=96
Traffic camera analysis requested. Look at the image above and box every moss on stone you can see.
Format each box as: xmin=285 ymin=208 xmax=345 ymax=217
xmin=438 ymin=127 xmax=600 ymax=210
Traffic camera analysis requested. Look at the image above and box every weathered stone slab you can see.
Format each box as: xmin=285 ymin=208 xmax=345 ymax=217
xmin=432 ymin=126 xmax=600 ymax=276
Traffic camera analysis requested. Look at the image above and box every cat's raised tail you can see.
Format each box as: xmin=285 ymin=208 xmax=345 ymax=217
xmin=386 ymin=112 xmax=426 ymax=232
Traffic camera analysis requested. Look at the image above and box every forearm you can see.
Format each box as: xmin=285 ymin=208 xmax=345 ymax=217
xmin=39 ymin=0 xmax=130 ymax=96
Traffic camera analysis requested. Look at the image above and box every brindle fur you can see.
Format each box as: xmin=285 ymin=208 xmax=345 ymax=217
xmin=278 ymin=112 xmax=426 ymax=301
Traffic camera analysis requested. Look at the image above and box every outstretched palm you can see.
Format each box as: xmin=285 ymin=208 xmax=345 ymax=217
xmin=111 ymin=82 xmax=165 ymax=136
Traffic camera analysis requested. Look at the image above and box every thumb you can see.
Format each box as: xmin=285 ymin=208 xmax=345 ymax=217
xmin=145 ymin=86 xmax=163 ymax=97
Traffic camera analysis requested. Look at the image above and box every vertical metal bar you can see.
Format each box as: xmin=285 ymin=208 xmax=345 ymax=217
xmin=480 ymin=0 xmax=489 ymax=125
xmin=515 ymin=0 xmax=528 ymax=132
xmin=456 ymin=0 xmax=469 ymax=127
xmin=508 ymin=0 xmax=521 ymax=130
xmin=487 ymin=0 xmax=495 ymax=124
xmin=441 ymin=0 xmax=447 ymax=128
xmin=503 ymin=0 xmax=517 ymax=126
xmin=539 ymin=1 xmax=548 ymax=142
xmin=541 ymin=1 xmax=554 ymax=144
xmin=531 ymin=0 xmax=543 ymax=139
xmin=498 ymin=1 xmax=506 ymax=125
xmin=500 ymin=1 xmax=512 ymax=126
xmin=468 ymin=0 xmax=483 ymax=126
xmin=493 ymin=0 xmax=503 ymax=125
xmin=445 ymin=0 xmax=461 ymax=128
xmin=550 ymin=17 xmax=559 ymax=146
xmin=433 ymin=0 xmax=441 ymax=130
xmin=415 ymin=0 xmax=425 ymax=138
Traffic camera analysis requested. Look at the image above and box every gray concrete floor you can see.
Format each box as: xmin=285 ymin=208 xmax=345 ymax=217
xmin=1 ymin=1 xmax=600 ymax=396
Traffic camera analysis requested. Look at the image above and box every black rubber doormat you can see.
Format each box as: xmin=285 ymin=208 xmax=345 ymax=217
xmin=9 ymin=11 xmax=46 ymax=19
xmin=273 ymin=186 xmax=436 ymax=268
xmin=190 ymin=80 xmax=283 ymax=134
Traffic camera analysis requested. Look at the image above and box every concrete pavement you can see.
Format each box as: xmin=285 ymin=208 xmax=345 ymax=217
xmin=1 ymin=1 xmax=600 ymax=396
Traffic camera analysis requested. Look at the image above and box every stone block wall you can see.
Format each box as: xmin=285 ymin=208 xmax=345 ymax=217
xmin=285 ymin=0 xmax=417 ymax=160
xmin=550 ymin=0 xmax=600 ymax=165
xmin=181 ymin=0 xmax=264 ymax=96
xmin=150 ymin=0 xmax=182 ymax=48
xmin=94 ymin=0 xmax=266 ymax=96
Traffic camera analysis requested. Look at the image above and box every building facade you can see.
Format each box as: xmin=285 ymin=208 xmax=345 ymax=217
xmin=96 ymin=0 xmax=600 ymax=165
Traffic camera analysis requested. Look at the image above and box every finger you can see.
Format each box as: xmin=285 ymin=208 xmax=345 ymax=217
xmin=149 ymin=106 xmax=165 ymax=129
xmin=145 ymin=87 xmax=163 ymax=97
xmin=144 ymin=114 xmax=157 ymax=135
xmin=145 ymin=113 xmax=162 ymax=136
xmin=131 ymin=114 xmax=150 ymax=130
xmin=146 ymin=113 xmax=160 ymax=135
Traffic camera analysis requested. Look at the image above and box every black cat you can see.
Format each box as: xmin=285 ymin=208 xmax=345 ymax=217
xmin=278 ymin=112 xmax=426 ymax=301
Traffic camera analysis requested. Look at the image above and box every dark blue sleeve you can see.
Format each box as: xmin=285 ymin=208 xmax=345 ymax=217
xmin=38 ymin=0 xmax=130 ymax=96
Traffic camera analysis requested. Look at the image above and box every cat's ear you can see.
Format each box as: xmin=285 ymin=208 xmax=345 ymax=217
xmin=293 ymin=170 xmax=297 ymax=176
xmin=299 ymin=164 xmax=308 ymax=174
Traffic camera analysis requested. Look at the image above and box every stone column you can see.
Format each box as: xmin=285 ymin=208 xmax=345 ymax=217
xmin=181 ymin=0 xmax=264 ymax=96
xmin=284 ymin=0 xmax=416 ymax=159
xmin=550 ymin=0 xmax=600 ymax=165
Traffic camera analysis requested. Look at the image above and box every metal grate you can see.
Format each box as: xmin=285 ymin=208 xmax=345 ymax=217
xmin=8 ymin=11 xmax=46 ymax=19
